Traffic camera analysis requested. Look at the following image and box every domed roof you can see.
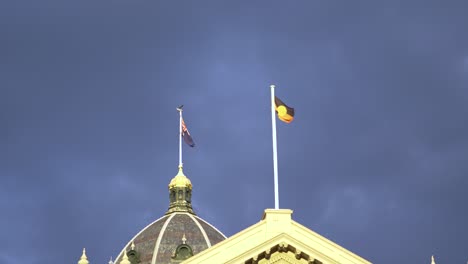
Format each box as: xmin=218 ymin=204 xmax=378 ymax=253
xmin=114 ymin=213 xmax=226 ymax=264
xmin=169 ymin=168 xmax=192 ymax=190
xmin=114 ymin=167 xmax=226 ymax=264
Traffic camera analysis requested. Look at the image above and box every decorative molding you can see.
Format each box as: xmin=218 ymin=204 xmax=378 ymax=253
xmin=187 ymin=213 xmax=211 ymax=247
xmin=113 ymin=214 xmax=169 ymax=263
xmin=181 ymin=209 xmax=371 ymax=264
xmin=193 ymin=215 xmax=228 ymax=239
xmin=245 ymin=242 xmax=321 ymax=264
xmin=152 ymin=213 xmax=176 ymax=264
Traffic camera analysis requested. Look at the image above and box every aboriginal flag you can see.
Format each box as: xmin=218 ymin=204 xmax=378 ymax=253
xmin=274 ymin=96 xmax=294 ymax=123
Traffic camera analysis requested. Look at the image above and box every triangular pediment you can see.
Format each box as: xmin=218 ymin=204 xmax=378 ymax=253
xmin=182 ymin=209 xmax=371 ymax=264
xmin=242 ymin=234 xmax=330 ymax=263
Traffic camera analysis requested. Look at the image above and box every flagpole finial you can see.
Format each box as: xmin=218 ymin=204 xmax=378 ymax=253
xmin=270 ymin=84 xmax=275 ymax=89
xmin=177 ymin=105 xmax=184 ymax=112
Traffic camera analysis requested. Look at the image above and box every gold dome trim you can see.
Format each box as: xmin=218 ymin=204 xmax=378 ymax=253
xmin=169 ymin=166 xmax=192 ymax=190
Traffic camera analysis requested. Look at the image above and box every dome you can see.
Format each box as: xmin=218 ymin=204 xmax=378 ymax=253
xmin=169 ymin=167 xmax=192 ymax=190
xmin=114 ymin=213 xmax=226 ymax=264
xmin=114 ymin=167 xmax=226 ymax=264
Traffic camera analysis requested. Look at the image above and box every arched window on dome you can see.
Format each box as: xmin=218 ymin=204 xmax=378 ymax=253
xmin=172 ymin=244 xmax=193 ymax=261
xmin=127 ymin=249 xmax=141 ymax=264
xmin=172 ymin=234 xmax=193 ymax=261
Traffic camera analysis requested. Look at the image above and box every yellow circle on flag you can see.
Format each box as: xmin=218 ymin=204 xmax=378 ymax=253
xmin=277 ymin=105 xmax=288 ymax=117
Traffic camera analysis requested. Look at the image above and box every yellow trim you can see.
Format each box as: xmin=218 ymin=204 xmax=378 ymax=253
xmin=182 ymin=209 xmax=371 ymax=264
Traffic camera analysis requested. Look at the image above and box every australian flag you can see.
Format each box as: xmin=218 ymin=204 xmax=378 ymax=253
xmin=181 ymin=118 xmax=195 ymax=147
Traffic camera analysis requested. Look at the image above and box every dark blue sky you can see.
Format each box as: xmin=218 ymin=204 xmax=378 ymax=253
xmin=1 ymin=1 xmax=468 ymax=263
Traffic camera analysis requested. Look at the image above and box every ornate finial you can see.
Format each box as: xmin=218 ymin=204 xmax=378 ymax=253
xmin=431 ymin=255 xmax=436 ymax=264
xmin=78 ymin=248 xmax=89 ymax=264
xmin=166 ymin=166 xmax=195 ymax=215
xmin=109 ymin=256 xmax=114 ymax=264
xmin=120 ymin=250 xmax=131 ymax=264
xmin=178 ymin=164 xmax=184 ymax=174
xmin=131 ymin=241 xmax=135 ymax=250
xmin=182 ymin=233 xmax=187 ymax=244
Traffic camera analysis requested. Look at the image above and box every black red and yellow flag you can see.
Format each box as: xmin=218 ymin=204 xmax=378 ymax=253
xmin=274 ymin=96 xmax=294 ymax=123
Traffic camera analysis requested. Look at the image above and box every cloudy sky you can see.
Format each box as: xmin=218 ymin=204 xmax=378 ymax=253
xmin=1 ymin=1 xmax=468 ymax=263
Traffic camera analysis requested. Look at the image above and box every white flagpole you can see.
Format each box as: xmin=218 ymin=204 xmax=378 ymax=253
xmin=178 ymin=107 xmax=183 ymax=167
xmin=271 ymin=84 xmax=279 ymax=210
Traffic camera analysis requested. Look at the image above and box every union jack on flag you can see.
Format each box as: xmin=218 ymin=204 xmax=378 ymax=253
xmin=181 ymin=118 xmax=195 ymax=147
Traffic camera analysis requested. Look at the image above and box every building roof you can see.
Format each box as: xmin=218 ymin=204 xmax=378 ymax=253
xmin=181 ymin=209 xmax=372 ymax=264
xmin=114 ymin=166 xmax=226 ymax=264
